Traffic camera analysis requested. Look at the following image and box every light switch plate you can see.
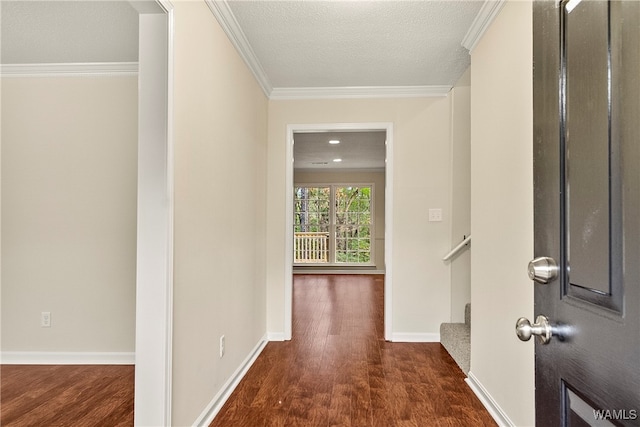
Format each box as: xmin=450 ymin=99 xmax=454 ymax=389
xmin=428 ymin=208 xmax=443 ymax=222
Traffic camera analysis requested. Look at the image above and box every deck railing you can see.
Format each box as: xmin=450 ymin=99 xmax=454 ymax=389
xmin=294 ymin=232 xmax=329 ymax=263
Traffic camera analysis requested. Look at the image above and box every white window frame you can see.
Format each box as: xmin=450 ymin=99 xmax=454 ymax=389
xmin=293 ymin=183 xmax=375 ymax=266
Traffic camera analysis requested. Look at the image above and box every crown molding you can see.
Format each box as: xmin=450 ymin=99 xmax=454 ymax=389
xmin=461 ymin=0 xmax=507 ymax=53
xmin=205 ymin=0 xmax=455 ymax=100
xmin=205 ymin=0 xmax=273 ymax=97
xmin=270 ymin=85 xmax=451 ymax=100
xmin=0 ymin=62 xmax=138 ymax=77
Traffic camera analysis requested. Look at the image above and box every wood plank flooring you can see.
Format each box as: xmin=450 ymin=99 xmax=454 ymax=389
xmin=0 ymin=364 xmax=134 ymax=426
xmin=0 ymin=275 xmax=494 ymax=426
xmin=210 ymin=274 xmax=496 ymax=427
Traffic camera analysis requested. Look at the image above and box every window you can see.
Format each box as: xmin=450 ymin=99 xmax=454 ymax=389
xmin=293 ymin=187 xmax=330 ymax=263
xmin=294 ymin=184 xmax=374 ymax=265
xmin=335 ymin=186 xmax=372 ymax=263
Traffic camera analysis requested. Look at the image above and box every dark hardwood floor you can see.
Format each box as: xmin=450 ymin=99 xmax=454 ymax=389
xmin=0 ymin=364 xmax=134 ymax=426
xmin=1 ymin=275 xmax=494 ymax=426
xmin=210 ymin=274 xmax=496 ymax=427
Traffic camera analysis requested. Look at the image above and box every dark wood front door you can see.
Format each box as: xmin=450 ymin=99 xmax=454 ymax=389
xmin=530 ymin=0 xmax=640 ymax=425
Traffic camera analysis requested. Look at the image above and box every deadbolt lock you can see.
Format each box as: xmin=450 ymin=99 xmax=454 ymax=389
xmin=528 ymin=257 xmax=559 ymax=284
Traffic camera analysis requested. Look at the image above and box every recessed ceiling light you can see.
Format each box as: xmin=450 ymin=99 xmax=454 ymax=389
xmin=329 ymin=140 xmax=341 ymax=145
xmin=333 ymin=158 xmax=342 ymax=162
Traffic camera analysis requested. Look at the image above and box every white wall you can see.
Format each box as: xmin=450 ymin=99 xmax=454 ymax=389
xmin=267 ymin=97 xmax=453 ymax=339
xmin=294 ymin=170 xmax=385 ymax=270
xmin=449 ymin=68 xmax=471 ymax=323
xmin=469 ymin=2 xmax=535 ymax=426
xmin=170 ymin=1 xmax=268 ymax=424
xmin=1 ymin=76 xmax=138 ymax=353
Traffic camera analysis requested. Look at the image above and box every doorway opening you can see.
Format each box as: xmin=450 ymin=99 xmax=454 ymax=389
xmin=284 ymin=123 xmax=394 ymax=341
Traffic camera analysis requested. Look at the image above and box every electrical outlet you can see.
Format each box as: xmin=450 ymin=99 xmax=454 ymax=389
xmin=41 ymin=311 xmax=51 ymax=328
xmin=219 ymin=335 xmax=225 ymax=358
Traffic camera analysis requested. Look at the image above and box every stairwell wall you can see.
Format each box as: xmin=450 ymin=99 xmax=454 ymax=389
xmin=449 ymin=68 xmax=471 ymax=323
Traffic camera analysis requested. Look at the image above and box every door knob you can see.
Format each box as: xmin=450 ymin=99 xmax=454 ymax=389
xmin=528 ymin=257 xmax=558 ymax=284
xmin=516 ymin=315 xmax=553 ymax=344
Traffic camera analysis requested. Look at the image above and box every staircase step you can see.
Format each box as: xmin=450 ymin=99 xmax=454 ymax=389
xmin=439 ymin=303 xmax=471 ymax=373
xmin=440 ymin=322 xmax=470 ymax=374
xmin=464 ymin=303 xmax=471 ymax=326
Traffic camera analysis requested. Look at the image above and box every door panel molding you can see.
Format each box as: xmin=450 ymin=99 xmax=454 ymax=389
xmin=560 ymin=0 xmax=623 ymax=312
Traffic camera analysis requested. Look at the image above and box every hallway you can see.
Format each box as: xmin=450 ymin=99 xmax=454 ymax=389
xmin=210 ymin=274 xmax=495 ymax=426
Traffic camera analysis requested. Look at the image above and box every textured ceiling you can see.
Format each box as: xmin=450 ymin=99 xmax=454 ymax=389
xmin=1 ymin=0 xmax=486 ymax=171
xmin=1 ymin=1 xmax=484 ymax=89
xmin=227 ymin=1 xmax=483 ymax=88
xmin=294 ymin=131 xmax=386 ymax=172
xmin=0 ymin=1 xmax=139 ymax=64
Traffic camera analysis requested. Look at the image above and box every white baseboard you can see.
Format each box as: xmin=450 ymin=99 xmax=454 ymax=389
xmin=267 ymin=332 xmax=286 ymax=341
xmin=0 ymin=351 xmax=135 ymax=365
xmin=293 ymin=269 xmax=385 ymax=275
xmin=193 ymin=335 xmax=269 ymax=426
xmin=390 ymin=332 xmax=440 ymax=342
xmin=465 ymin=371 xmax=516 ymax=427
